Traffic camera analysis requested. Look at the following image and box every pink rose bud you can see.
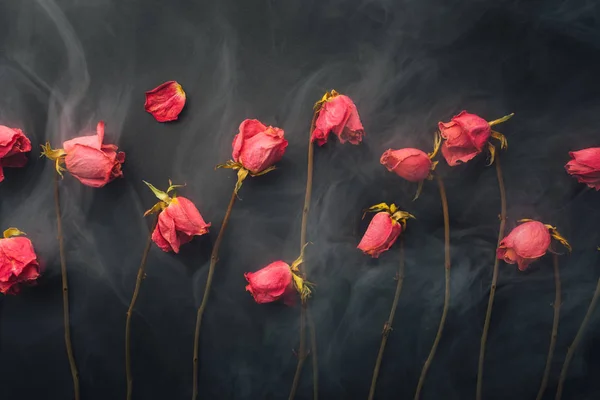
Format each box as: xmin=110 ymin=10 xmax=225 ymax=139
xmin=0 ymin=125 xmax=32 ymax=182
xmin=380 ymin=148 xmax=433 ymax=182
xmin=151 ymin=196 xmax=211 ymax=253
xmin=232 ymin=119 xmax=288 ymax=174
xmin=62 ymin=121 xmax=126 ymax=188
xmin=144 ymin=81 xmax=186 ymax=122
xmin=311 ymin=92 xmax=365 ymax=146
xmin=0 ymin=228 xmax=40 ymax=295
xmin=565 ymin=148 xmax=600 ymax=190
xmin=438 ymin=111 xmax=491 ymax=166
xmin=497 ymin=220 xmax=571 ymax=271
xmin=244 ymin=260 xmax=296 ymax=305
xmin=358 ymin=212 xmax=403 ymax=258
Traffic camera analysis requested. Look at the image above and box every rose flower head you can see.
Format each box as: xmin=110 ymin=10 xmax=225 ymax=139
xmin=565 ymin=147 xmax=600 ymax=190
xmin=144 ymin=80 xmax=186 ymax=122
xmin=217 ymin=118 xmax=288 ymax=194
xmin=380 ymin=133 xmax=441 ymax=200
xmin=497 ymin=219 xmax=571 ymax=271
xmin=0 ymin=125 xmax=32 ymax=183
xmin=311 ymin=90 xmax=365 ymax=146
xmin=143 ymin=180 xmax=210 ymax=253
xmin=245 ymin=246 xmax=311 ymax=305
xmin=358 ymin=202 xmax=415 ymax=258
xmin=0 ymin=228 xmax=40 ymax=295
xmin=41 ymin=121 xmax=125 ymax=188
xmin=438 ymin=111 xmax=513 ymax=167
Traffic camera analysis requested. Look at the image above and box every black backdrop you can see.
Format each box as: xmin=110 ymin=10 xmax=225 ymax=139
xmin=1 ymin=0 xmax=600 ymax=399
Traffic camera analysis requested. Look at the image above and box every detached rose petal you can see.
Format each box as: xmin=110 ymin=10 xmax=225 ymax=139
xmin=497 ymin=221 xmax=551 ymax=271
xmin=152 ymin=196 xmax=210 ymax=253
xmin=380 ymin=148 xmax=432 ymax=182
xmin=358 ymin=212 xmax=402 ymax=258
xmin=565 ymin=148 xmax=600 ymax=190
xmin=63 ymin=121 xmax=125 ymax=188
xmin=144 ymin=81 xmax=186 ymax=122
xmin=439 ymin=111 xmax=491 ymax=166
xmin=244 ymin=261 xmax=296 ymax=305
xmin=0 ymin=236 xmax=40 ymax=295
xmin=0 ymin=125 xmax=32 ymax=183
xmin=312 ymin=94 xmax=364 ymax=146
xmin=231 ymin=119 xmax=288 ymax=174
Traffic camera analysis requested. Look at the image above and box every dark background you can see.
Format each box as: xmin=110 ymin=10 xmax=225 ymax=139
xmin=1 ymin=0 xmax=600 ymax=399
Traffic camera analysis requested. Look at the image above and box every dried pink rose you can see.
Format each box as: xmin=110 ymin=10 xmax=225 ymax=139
xmin=144 ymin=81 xmax=186 ymax=122
xmin=311 ymin=91 xmax=364 ymax=146
xmin=232 ymin=119 xmax=288 ymax=174
xmin=0 ymin=125 xmax=31 ymax=182
xmin=0 ymin=229 xmax=40 ymax=295
xmin=380 ymin=148 xmax=433 ymax=182
xmin=358 ymin=212 xmax=402 ymax=258
xmin=152 ymin=196 xmax=211 ymax=253
xmin=565 ymin=148 xmax=600 ymax=190
xmin=244 ymin=260 xmax=296 ymax=305
xmin=61 ymin=121 xmax=125 ymax=188
xmin=438 ymin=111 xmax=491 ymax=166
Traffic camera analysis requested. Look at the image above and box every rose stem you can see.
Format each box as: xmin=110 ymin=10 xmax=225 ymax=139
xmin=536 ymin=253 xmax=561 ymax=400
xmin=125 ymin=218 xmax=156 ymax=400
xmin=192 ymin=188 xmax=237 ymax=400
xmin=414 ymin=175 xmax=451 ymax=400
xmin=476 ymin=154 xmax=507 ymax=400
xmin=556 ymin=274 xmax=600 ymax=399
xmin=54 ymin=171 xmax=80 ymax=400
xmin=368 ymin=238 xmax=405 ymax=400
xmin=289 ymin=110 xmax=319 ymax=400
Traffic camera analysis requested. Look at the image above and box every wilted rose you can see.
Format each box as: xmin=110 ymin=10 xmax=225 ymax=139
xmin=244 ymin=260 xmax=296 ymax=305
xmin=144 ymin=81 xmax=186 ymax=122
xmin=152 ymin=196 xmax=211 ymax=253
xmin=380 ymin=148 xmax=432 ymax=182
xmin=358 ymin=212 xmax=403 ymax=258
xmin=311 ymin=93 xmax=364 ymax=146
xmin=0 ymin=233 xmax=40 ymax=295
xmin=232 ymin=119 xmax=288 ymax=174
xmin=565 ymin=148 xmax=600 ymax=190
xmin=497 ymin=221 xmax=552 ymax=271
xmin=63 ymin=121 xmax=125 ymax=188
xmin=438 ymin=111 xmax=491 ymax=166
xmin=0 ymin=125 xmax=31 ymax=182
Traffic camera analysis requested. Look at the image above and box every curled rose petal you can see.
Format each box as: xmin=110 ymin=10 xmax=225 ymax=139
xmin=144 ymin=81 xmax=186 ymax=122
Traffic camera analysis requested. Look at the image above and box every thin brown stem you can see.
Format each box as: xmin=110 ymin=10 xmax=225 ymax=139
xmin=289 ymin=110 xmax=319 ymax=400
xmin=536 ymin=254 xmax=562 ymax=400
xmin=54 ymin=171 xmax=80 ymax=400
xmin=368 ymin=238 xmax=405 ymax=400
xmin=477 ymin=155 xmax=507 ymax=400
xmin=289 ymin=301 xmax=307 ymax=400
xmin=556 ymin=276 xmax=600 ymax=399
xmin=125 ymin=219 xmax=156 ymax=400
xmin=414 ymin=175 xmax=450 ymax=400
xmin=191 ymin=188 xmax=237 ymax=400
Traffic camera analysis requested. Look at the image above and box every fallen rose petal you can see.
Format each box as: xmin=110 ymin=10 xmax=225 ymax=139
xmin=144 ymin=80 xmax=186 ymax=122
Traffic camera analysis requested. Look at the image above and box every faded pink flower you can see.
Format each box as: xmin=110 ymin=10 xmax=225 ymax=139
xmin=0 ymin=125 xmax=31 ymax=182
xmin=439 ymin=111 xmax=491 ymax=166
xmin=311 ymin=94 xmax=364 ymax=146
xmin=0 ymin=235 xmax=40 ymax=295
xmin=358 ymin=212 xmax=402 ymax=258
xmin=244 ymin=260 xmax=296 ymax=305
xmin=565 ymin=148 xmax=600 ymax=190
xmin=63 ymin=121 xmax=125 ymax=188
xmin=232 ymin=119 xmax=288 ymax=174
xmin=152 ymin=197 xmax=211 ymax=253
xmin=497 ymin=221 xmax=552 ymax=271
xmin=144 ymin=81 xmax=186 ymax=122
xmin=380 ymin=148 xmax=432 ymax=182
